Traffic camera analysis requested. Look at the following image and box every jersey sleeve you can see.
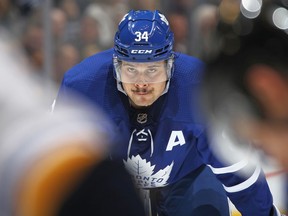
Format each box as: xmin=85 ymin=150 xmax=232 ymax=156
xmin=196 ymin=131 xmax=277 ymax=216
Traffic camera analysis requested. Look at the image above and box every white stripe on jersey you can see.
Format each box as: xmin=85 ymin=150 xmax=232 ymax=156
xmin=223 ymin=165 xmax=261 ymax=193
xmin=208 ymin=159 xmax=248 ymax=174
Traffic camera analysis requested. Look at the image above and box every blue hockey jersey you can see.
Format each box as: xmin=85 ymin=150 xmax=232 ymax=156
xmin=57 ymin=48 xmax=276 ymax=216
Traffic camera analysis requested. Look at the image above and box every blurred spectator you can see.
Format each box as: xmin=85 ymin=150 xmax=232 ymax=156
xmin=129 ymin=0 xmax=161 ymax=10
xmin=161 ymin=0 xmax=220 ymax=56
xmin=59 ymin=0 xmax=80 ymax=23
xmin=108 ymin=0 xmax=129 ymax=29
xmin=54 ymin=42 xmax=80 ymax=84
xmin=161 ymin=0 xmax=194 ymax=55
xmin=57 ymin=0 xmax=81 ymax=44
xmin=167 ymin=10 xmax=189 ymax=53
xmin=81 ymin=3 xmax=115 ymax=50
xmin=22 ymin=21 xmax=44 ymax=75
xmin=78 ymin=11 xmax=101 ymax=54
xmin=51 ymin=8 xmax=68 ymax=47
xmin=189 ymin=4 xmax=219 ymax=59
xmin=162 ymin=0 xmax=195 ymax=13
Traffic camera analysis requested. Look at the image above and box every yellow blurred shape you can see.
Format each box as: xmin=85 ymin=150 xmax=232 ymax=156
xmin=15 ymin=140 xmax=104 ymax=216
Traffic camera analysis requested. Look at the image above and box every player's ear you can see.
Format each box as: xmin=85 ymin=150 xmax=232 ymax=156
xmin=245 ymin=64 xmax=288 ymax=120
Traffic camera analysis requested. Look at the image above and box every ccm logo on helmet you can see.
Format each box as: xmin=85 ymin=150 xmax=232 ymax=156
xmin=131 ymin=50 xmax=153 ymax=54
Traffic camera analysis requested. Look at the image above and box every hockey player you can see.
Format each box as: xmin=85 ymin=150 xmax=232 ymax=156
xmin=56 ymin=10 xmax=281 ymax=216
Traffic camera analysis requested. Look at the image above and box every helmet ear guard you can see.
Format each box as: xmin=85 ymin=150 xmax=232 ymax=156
xmin=166 ymin=54 xmax=174 ymax=78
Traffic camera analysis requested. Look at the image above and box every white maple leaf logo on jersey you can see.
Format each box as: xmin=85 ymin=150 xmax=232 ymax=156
xmin=123 ymin=155 xmax=174 ymax=188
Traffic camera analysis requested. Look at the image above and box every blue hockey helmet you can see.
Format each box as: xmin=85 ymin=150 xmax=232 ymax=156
xmin=114 ymin=10 xmax=174 ymax=62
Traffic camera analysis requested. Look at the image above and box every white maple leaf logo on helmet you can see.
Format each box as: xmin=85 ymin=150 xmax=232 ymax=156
xmin=119 ymin=13 xmax=128 ymax=24
xmin=159 ymin=13 xmax=169 ymax=26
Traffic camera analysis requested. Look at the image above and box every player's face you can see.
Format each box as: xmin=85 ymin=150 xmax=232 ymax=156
xmin=121 ymin=60 xmax=167 ymax=108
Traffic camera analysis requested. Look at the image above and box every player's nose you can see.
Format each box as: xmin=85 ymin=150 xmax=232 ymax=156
xmin=135 ymin=80 xmax=148 ymax=88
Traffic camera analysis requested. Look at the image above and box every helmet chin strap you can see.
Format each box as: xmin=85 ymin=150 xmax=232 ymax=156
xmin=116 ymin=80 xmax=127 ymax=95
xmin=161 ymin=79 xmax=170 ymax=95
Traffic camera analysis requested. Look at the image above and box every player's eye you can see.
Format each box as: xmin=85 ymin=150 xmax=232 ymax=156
xmin=127 ymin=67 xmax=136 ymax=73
xmin=126 ymin=67 xmax=138 ymax=76
xmin=147 ymin=68 xmax=157 ymax=73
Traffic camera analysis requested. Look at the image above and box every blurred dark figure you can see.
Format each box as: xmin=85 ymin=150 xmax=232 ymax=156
xmin=202 ymin=0 xmax=288 ymax=173
xmin=201 ymin=1 xmax=288 ymax=214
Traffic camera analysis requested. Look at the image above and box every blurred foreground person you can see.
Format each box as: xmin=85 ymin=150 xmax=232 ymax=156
xmin=0 ymin=13 xmax=144 ymax=216
xmin=202 ymin=0 xmax=288 ymax=174
xmin=202 ymin=1 xmax=288 ymax=214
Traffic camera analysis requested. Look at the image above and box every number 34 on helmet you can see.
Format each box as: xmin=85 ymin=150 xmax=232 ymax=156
xmin=114 ymin=10 xmax=174 ymax=62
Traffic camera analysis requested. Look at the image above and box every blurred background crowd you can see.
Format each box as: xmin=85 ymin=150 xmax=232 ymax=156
xmin=0 ymin=0 xmax=220 ymax=86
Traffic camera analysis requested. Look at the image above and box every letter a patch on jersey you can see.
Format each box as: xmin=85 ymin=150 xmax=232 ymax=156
xmin=166 ymin=131 xmax=186 ymax=151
